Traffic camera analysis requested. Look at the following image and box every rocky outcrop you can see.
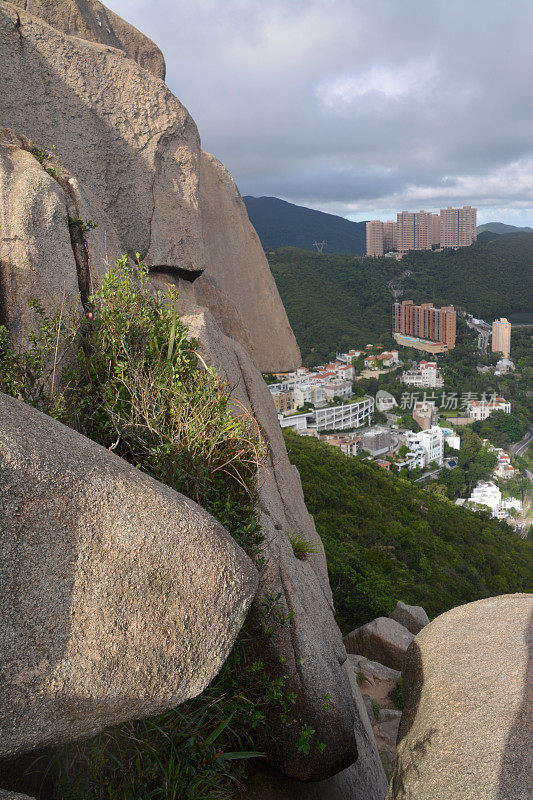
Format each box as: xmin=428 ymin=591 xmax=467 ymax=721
xmin=0 ymin=0 xmax=383 ymax=790
xmin=345 ymin=617 xmax=414 ymax=671
xmin=0 ymin=792 xmax=36 ymax=800
xmin=173 ymin=308 xmax=359 ymax=780
xmin=388 ymin=594 xmax=533 ymax=800
xmin=242 ymin=658 xmax=388 ymax=799
xmin=7 ymin=0 xmax=166 ymax=78
xmin=349 ymin=654 xmax=401 ymax=709
xmin=0 ymin=130 xmax=82 ymax=344
xmin=390 ymin=601 xmax=429 ymax=635
xmin=0 ymin=392 xmax=258 ymax=757
xmin=0 ymin=0 xmax=299 ymax=371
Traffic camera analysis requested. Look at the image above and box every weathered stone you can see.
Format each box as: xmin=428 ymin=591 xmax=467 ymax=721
xmin=0 ymin=792 xmax=36 ymax=800
xmin=377 ymin=708 xmax=402 ymax=745
xmin=173 ymin=307 xmax=356 ymax=780
xmin=388 ymin=594 xmax=533 ymax=800
xmin=6 ymin=0 xmax=166 ymax=78
xmin=345 ymin=618 xmax=414 ymax=671
xmin=349 ymin=653 xmax=402 ymax=685
xmin=390 ymin=601 xmax=429 ymax=635
xmin=0 ymin=1 xmax=300 ymax=372
xmin=350 ymin=653 xmax=402 ymax=712
xmin=198 ymin=151 xmax=299 ymax=372
xmin=0 ymin=392 xmax=258 ymax=758
xmin=0 ymin=130 xmax=81 ymax=347
xmin=241 ymin=655 xmax=389 ymax=799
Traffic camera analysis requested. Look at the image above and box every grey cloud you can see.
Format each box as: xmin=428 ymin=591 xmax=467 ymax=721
xmin=105 ymin=0 xmax=533 ymax=223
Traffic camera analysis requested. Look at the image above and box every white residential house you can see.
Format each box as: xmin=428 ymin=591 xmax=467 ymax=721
xmin=466 ymin=397 xmax=511 ymax=421
xmin=376 ymin=350 xmax=399 ymax=368
xmin=401 ymin=360 xmax=444 ymax=388
xmin=293 ymin=383 xmax=325 ymax=408
xmin=323 ymin=380 xmax=352 ymax=401
xmin=405 ymin=425 xmax=444 ymax=468
xmin=440 ymin=427 xmax=461 ymax=450
xmin=376 ymin=390 xmax=398 ymax=413
xmin=465 ymin=481 xmax=521 ymax=519
xmin=336 ymin=349 xmax=364 ymax=364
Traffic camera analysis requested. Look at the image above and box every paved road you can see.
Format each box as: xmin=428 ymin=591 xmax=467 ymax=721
xmin=415 ymin=468 xmax=442 ymax=483
xmin=511 ymin=425 xmax=533 ymax=458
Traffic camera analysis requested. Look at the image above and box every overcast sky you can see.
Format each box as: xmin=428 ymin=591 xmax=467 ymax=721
xmin=106 ymin=0 xmax=533 ymax=226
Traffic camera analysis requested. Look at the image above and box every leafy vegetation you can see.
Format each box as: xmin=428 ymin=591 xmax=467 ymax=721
xmin=289 ymin=532 xmax=318 ymax=560
xmin=284 ymin=431 xmax=533 ymax=633
xmin=268 ymin=234 xmax=533 ymax=365
xmin=1 ymin=258 xmax=316 ymax=800
xmin=268 ymin=247 xmax=396 ymax=365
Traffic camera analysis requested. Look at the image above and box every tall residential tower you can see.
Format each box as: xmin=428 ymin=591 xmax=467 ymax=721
xmin=366 ymin=206 xmax=477 ymax=256
xmin=492 ymin=318 xmax=511 ymax=359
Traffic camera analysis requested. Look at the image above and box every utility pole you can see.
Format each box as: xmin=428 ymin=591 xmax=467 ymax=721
xmin=313 ymin=240 xmax=327 ymax=253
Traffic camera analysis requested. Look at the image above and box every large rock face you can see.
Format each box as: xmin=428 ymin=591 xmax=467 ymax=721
xmin=388 ymin=594 xmax=533 ymax=800
xmin=171 ymin=307 xmax=359 ymax=780
xmin=0 ymin=0 xmax=378 ymax=789
xmin=7 ymin=0 xmax=165 ymax=78
xmin=345 ymin=617 xmax=415 ymax=671
xmin=390 ymin=601 xmax=429 ymax=635
xmin=0 ymin=392 xmax=258 ymax=758
xmin=0 ymin=0 xmax=299 ymax=371
xmin=0 ymin=130 xmax=82 ymax=345
xmin=242 ymin=659 xmax=388 ymax=800
xmin=0 ymin=792 xmax=36 ymax=800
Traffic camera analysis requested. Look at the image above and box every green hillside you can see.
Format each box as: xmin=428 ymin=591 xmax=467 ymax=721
xmin=477 ymin=222 xmax=533 ymax=234
xmin=284 ymin=431 xmax=533 ymax=632
xmin=268 ymin=233 xmax=533 ymax=364
xmin=268 ymin=247 xmax=395 ymax=365
xmin=243 ymin=195 xmax=366 ymax=254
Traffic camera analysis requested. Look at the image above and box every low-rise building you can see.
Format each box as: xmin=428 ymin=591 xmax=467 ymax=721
xmin=463 ymin=481 xmax=521 ymax=519
xmin=377 ymin=350 xmax=399 ymax=368
xmin=322 ymin=433 xmax=361 ymax=457
xmin=404 ymin=425 xmax=444 ymax=467
xmin=360 ymin=426 xmax=393 ymax=457
xmin=364 ymin=355 xmax=378 ymax=369
xmin=440 ymin=427 xmax=461 ymax=450
xmin=293 ymin=383 xmax=325 ymax=408
xmin=376 ymin=390 xmax=398 ymax=413
xmin=494 ymin=358 xmax=515 ymax=376
xmin=401 ymin=360 xmax=444 ymax=388
xmin=323 ymin=380 xmax=352 ymax=401
xmin=337 ymin=349 xmax=364 ymax=364
xmin=278 ymin=397 xmax=374 ymax=434
xmin=413 ymin=400 xmax=438 ymax=430
xmin=269 ymin=389 xmax=295 ymax=414
xmin=482 ymin=439 xmax=517 ymax=481
xmin=466 ymin=397 xmax=511 ymax=421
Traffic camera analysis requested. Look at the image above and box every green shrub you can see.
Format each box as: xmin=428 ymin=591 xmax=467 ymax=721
xmin=64 ymin=256 xmax=265 ymax=514
xmin=1 ymin=258 xmax=318 ymax=799
xmin=289 ymin=532 xmax=318 ymax=560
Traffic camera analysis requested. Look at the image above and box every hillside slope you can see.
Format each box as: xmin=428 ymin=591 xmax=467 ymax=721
xmin=477 ymin=222 xmax=533 ymax=234
xmin=284 ymin=431 xmax=533 ymax=632
xmin=269 ymin=234 xmax=533 ymax=363
xmin=243 ymin=195 xmax=366 ymax=254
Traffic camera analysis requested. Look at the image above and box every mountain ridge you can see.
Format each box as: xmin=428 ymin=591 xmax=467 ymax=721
xmin=243 ymin=195 xmax=367 ymax=254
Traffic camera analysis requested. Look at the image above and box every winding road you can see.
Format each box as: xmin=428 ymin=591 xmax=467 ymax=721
xmin=511 ymin=425 xmax=533 ymax=458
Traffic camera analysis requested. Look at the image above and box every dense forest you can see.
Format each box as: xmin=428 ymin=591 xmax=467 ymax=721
xmin=268 ymin=247 xmax=396 ymax=364
xmin=268 ymin=233 xmax=533 ymax=365
xmin=284 ymin=431 xmax=533 ymax=633
xmin=243 ymin=196 xmax=366 ymax=254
